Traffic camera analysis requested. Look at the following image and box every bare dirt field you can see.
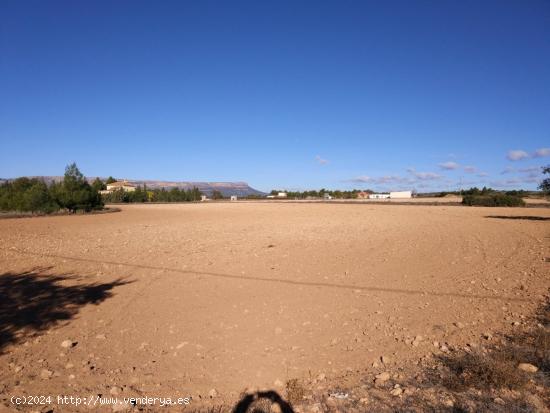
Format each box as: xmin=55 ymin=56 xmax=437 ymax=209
xmin=0 ymin=203 xmax=549 ymax=411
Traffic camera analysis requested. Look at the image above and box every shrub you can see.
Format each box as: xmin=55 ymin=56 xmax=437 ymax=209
xmin=462 ymin=194 xmax=525 ymax=207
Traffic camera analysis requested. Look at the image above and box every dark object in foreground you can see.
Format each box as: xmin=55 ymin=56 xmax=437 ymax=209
xmin=232 ymin=391 xmax=294 ymax=413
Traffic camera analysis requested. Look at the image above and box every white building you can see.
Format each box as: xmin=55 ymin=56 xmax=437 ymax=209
xmin=230 ymin=195 xmax=238 ymax=201
xmin=104 ymin=181 xmax=136 ymax=193
xmin=278 ymin=192 xmax=288 ymax=198
xmin=369 ymin=193 xmax=390 ymax=199
xmin=390 ymin=191 xmax=412 ymax=199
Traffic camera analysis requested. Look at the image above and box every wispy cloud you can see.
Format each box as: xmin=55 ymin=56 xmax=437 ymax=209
xmin=438 ymin=161 xmax=459 ymax=170
xmin=477 ymin=172 xmax=489 ymax=177
xmin=315 ymin=155 xmax=329 ymax=165
xmin=406 ymin=168 xmax=442 ymax=180
xmin=490 ymin=175 xmax=540 ymax=187
xmin=463 ymin=165 xmax=477 ymax=173
xmin=346 ymin=167 xmax=442 ymax=186
xmin=501 ymin=166 xmax=542 ymax=175
xmin=533 ymin=147 xmax=550 ymax=158
xmin=507 ymin=150 xmax=530 ymax=161
xmin=347 ymin=175 xmax=409 ymax=185
xmin=506 ymin=148 xmax=550 ymax=161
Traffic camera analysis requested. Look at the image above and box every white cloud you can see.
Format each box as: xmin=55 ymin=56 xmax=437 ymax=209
xmin=315 ymin=155 xmax=329 ymax=165
xmin=407 ymin=168 xmax=442 ymax=180
xmin=507 ymin=150 xmax=529 ymax=161
xmin=438 ymin=161 xmax=459 ymax=170
xmin=502 ymin=166 xmax=542 ymax=176
xmin=490 ymin=175 xmax=540 ymax=187
xmin=346 ymin=168 xmax=442 ymax=190
xmin=464 ymin=165 xmax=477 ymax=173
xmin=477 ymin=172 xmax=489 ymax=177
xmin=347 ymin=175 xmax=410 ymax=185
xmin=533 ymin=148 xmax=550 ymax=158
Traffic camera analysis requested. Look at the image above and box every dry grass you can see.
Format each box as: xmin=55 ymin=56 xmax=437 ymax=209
xmin=285 ymin=378 xmax=305 ymax=405
xmin=441 ymin=349 xmax=529 ymax=391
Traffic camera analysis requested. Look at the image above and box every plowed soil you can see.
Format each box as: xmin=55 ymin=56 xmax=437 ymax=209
xmin=0 ymin=203 xmax=548 ymax=410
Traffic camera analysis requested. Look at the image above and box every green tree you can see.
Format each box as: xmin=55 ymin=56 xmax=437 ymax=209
xmin=539 ymin=165 xmax=550 ymax=195
xmin=212 ymin=190 xmax=224 ymax=200
xmin=190 ymin=187 xmax=201 ymax=201
xmin=106 ymin=176 xmax=117 ymax=184
xmin=92 ymin=178 xmax=106 ymax=192
xmin=54 ymin=163 xmax=103 ymax=212
xmin=24 ymin=180 xmax=55 ymax=212
xmin=0 ymin=178 xmax=60 ymax=213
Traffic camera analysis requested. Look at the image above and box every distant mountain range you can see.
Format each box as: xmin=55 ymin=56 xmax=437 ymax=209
xmin=0 ymin=176 xmax=266 ymax=197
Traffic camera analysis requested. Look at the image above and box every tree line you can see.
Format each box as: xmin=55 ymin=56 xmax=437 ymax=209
xmin=269 ymin=189 xmax=372 ymax=199
xmin=101 ymin=185 xmax=203 ymax=203
xmin=0 ymin=163 xmax=103 ymax=213
xmin=2 ymin=164 xmax=548 ymax=213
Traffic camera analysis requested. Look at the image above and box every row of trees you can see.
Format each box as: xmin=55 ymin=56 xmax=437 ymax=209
xmin=457 ymin=187 xmax=531 ymax=197
xmin=269 ymin=189 xmax=372 ymax=199
xmin=0 ymin=163 xmax=103 ymax=213
xmin=2 ymin=164 xmax=548 ymax=213
xmin=101 ymin=185 xmax=203 ymax=203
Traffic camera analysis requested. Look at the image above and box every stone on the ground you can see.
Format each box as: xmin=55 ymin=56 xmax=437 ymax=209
xmin=61 ymin=340 xmax=75 ymax=348
xmin=110 ymin=386 xmax=121 ymax=395
xmin=375 ymin=372 xmax=390 ymax=383
xmin=518 ymin=363 xmax=538 ymax=373
xmin=390 ymin=388 xmax=403 ymax=396
xmin=40 ymin=369 xmax=53 ymax=379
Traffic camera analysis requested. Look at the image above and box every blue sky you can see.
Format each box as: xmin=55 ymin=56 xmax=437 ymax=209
xmin=1 ymin=0 xmax=549 ymax=192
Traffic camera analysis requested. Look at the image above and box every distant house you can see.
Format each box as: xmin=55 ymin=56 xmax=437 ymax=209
xmin=390 ymin=191 xmax=412 ymax=199
xmin=106 ymin=181 xmax=136 ymax=192
xmin=267 ymin=192 xmax=288 ymax=199
xmin=357 ymin=191 xmax=370 ymax=199
xmin=323 ymin=193 xmax=333 ymax=200
xmin=369 ymin=193 xmax=390 ymax=199
xmin=230 ymin=195 xmax=238 ymax=201
xmin=201 ymin=195 xmax=209 ymax=201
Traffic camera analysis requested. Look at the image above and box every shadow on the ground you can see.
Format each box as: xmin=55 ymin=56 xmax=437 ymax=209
xmin=189 ymin=391 xmax=295 ymax=413
xmin=485 ymin=215 xmax=550 ymax=221
xmin=0 ymin=267 xmax=130 ymax=352
xmin=233 ymin=391 xmax=294 ymax=413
